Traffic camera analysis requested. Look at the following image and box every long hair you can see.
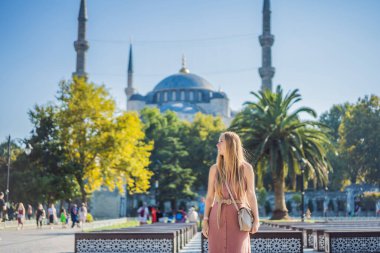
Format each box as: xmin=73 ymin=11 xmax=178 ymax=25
xmin=215 ymin=131 xmax=247 ymax=200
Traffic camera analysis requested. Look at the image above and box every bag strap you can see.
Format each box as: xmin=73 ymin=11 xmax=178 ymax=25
xmin=224 ymin=182 xmax=240 ymax=212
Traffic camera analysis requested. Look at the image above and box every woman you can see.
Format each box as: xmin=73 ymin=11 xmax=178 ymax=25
xmin=202 ymin=131 xmax=260 ymax=253
xmin=35 ymin=204 xmax=45 ymax=229
xmin=78 ymin=203 xmax=87 ymax=228
xmin=47 ymin=203 xmax=57 ymax=229
xmin=17 ymin=202 xmax=26 ymax=230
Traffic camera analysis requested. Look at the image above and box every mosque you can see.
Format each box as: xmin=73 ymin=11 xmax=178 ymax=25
xmin=72 ymin=0 xmax=275 ymax=217
xmin=73 ymin=0 xmax=275 ymax=127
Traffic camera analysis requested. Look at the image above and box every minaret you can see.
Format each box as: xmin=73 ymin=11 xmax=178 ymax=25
xmin=125 ymin=43 xmax=135 ymax=106
xmin=258 ymin=0 xmax=275 ymax=91
xmin=72 ymin=0 xmax=89 ymax=79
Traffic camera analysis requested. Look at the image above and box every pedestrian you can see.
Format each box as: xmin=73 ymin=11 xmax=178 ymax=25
xmin=60 ymin=208 xmax=67 ymax=228
xmin=202 ymin=131 xmax=260 ymax=253
xmin=47 ymin=203 xmax=57 ymax=229
xmin=78 ymin=203 xmax=87 ymax=228
xmin=137 ymin=202 xmax=149 ymax=225
xmin=0 ymin=192 xmax=5 ymax=221
xmin=17 ymin=202 xmax=26 ymax=230
xmin=175 ymin=208 xmax=187 ymax=223
xmin=70 ymin=204 xmax=78 ymax=228
xmin=35 ymin=204 xmax=45 ymax=229
xmin=188 ymin=206 xmax=199 ymax=223
xmin=150 ymin=206 xmax=157 ymax=223
xmin=27 ymin=204 xmax=33 ymax=220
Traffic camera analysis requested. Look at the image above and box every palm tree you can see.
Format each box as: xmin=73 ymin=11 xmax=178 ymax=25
xmin=230 ymin=86 xmax=331 ymax=220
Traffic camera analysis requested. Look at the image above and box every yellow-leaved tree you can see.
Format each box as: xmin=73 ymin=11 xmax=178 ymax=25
xmin=57 ymin=77 xmax=152 ymax=203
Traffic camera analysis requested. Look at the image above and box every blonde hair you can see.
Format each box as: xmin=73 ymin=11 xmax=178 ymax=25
xmin=18 ymin=202 xmax=25 ymax=211
xmin=215 ymin=131 xmax=247 ymax=200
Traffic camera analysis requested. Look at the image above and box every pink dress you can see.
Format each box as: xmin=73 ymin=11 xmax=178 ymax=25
xmin=208 ymin=184 xmax=251 ymax=253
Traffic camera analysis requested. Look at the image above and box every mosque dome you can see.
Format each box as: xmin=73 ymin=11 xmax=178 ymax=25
xmin=153 ymin=56 xmax=214 ymax=92
xmin=153 ymin=72 xmax=214 ymax=92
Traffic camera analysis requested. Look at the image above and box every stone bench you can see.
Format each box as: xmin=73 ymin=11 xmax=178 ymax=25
xmin=312 ymin=227 xmax=380 ymax=252
xmin=201 ymin=227 xmax=303 ymax=253
xmin=324 ymin=230 xmax=380 ymax=253
xmin=75 ymin=223 xmax=196 ymax=253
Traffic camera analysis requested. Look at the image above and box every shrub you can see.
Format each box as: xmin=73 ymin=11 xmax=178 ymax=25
xmin=86 ymin=213 xmax=94 ymax=223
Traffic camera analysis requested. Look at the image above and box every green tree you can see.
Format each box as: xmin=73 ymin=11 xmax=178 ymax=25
xmin=57 ymin=78 xmax=152 ymax=203
xmin=339 ymin=95 xmax=380 ymax=184
xmin=140 ymin=108 xmax=196 ymax=210
xmin=230 ymin=86 xmax=331 ymax=219
xmin=319 ymin=104 xmax=351 ymax=190
xmin=26 ymin=104 xmax=79 ymax=204
xmin=181 ymin=113 xmax=226 ymax=191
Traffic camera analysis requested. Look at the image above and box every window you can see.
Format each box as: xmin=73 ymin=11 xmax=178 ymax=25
xmin=189 ymin=91 xmax=194 ymax=101
xmin=164 ymin=92 xmax=168 ymax=101
xmin=180 ymin=91 xmax=185 ymax=101
xmin=198 ymin=91 xmax=202 ymax=101
xmin=157 ymin=93 xmax=160 ymax=102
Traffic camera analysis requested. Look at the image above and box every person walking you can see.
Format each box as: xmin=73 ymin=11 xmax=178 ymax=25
xmin=202 ymin=131 xmax=260 ymax=253
xmin=35 ymin=204 xmax=45 ymax=229
xmin=60 ymin=208 xmax=67 ymax=228
xmin=70 ymin=204 xmax=79 ymax=228
xmin=0 ymin=192 xmax=5 ymax=221
xmin=78 ymin=203 xmax=87 ymax=228
xmin=47 ymin=203 xmax=57 ymax=229
xmin=17 ymin=202 xmax=26 ymax=230
xmin=188 ymin=206 xmax=199 ymax=223
xmin=137 ymin=202 xmax=149 ymax=225
xmin=27 ymin=204 xmax=33 ymax=220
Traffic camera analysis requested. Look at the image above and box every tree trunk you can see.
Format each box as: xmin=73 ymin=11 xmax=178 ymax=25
xmin=271 ymin=172 xmax=289 ymax=220
xmin=76 ymin=174 xmax=87 ymax=204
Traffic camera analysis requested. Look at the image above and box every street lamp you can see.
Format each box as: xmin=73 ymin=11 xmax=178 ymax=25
xmin=6 ymin=135 xmax=32 ymax=203
xmin=324 ymin=186 xmax=328 ymax=221
xmin=299 ymin=158 xmax=305 ymax=222
xmin=154 ymin=160 xmax=162 ymax=206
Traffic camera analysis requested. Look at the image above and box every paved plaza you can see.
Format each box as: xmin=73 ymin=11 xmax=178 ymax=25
xmin=0 ymin=225 xmax=81 ymax=253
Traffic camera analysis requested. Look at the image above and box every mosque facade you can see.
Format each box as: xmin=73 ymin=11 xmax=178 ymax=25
xmin=125 ymin=51 xmax=232 ymax=125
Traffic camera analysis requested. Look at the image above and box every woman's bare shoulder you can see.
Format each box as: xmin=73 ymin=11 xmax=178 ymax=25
xmin=242 ymin=161 xmax=254 ymax=172
xmin=210 ymin=164 xmax=218 ymax=172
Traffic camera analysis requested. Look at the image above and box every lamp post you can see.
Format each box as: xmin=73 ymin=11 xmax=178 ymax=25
xmin=6 ymin=135 xmax=32 ymax=203
xmin=299 ymin=158 xmax=305 ymax=222
xmin=324 ymin=186 xmax=328 ymax=221
xmin=154 ymin=160 xmax=162 ymax=206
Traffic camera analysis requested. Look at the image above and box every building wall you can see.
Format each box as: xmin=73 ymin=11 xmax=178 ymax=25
xmin=90 ymin=187 xmax=126 ymax=219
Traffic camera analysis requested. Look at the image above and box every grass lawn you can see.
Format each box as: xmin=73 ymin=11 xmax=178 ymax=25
xmin=84 ymin=220 xmax=140 ymax=232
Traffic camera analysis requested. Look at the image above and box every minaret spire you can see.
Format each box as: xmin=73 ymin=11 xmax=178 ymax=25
xmin=179 ymin=54 xmax=190 ymax=74
xmin=73 ymin=0 xmax=89 ymax=79
xmin=259 ymin=0 xmax=275 ymax=91
xmin=125 ymin=43 xmax=135 ymax=109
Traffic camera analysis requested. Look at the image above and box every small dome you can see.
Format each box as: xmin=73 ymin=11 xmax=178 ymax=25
xmin=153 ymin=72 xmax=214 ymax=92
xmin=129 ymin=93 xmax=145 ymax=101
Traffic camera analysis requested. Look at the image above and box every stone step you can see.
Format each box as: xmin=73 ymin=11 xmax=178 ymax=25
xmin=179 ymin=232 xmax=202 ymax=253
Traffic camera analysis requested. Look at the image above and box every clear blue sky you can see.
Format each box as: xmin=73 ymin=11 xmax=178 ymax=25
xmin=1 ymin=0 xmax=379 ymax=140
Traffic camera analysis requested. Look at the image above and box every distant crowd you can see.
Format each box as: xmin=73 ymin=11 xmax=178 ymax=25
xmin=137 ymin=198 xmax=205 ymax=227
xmin=0 ymin=192 xmax=88 ymax=230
